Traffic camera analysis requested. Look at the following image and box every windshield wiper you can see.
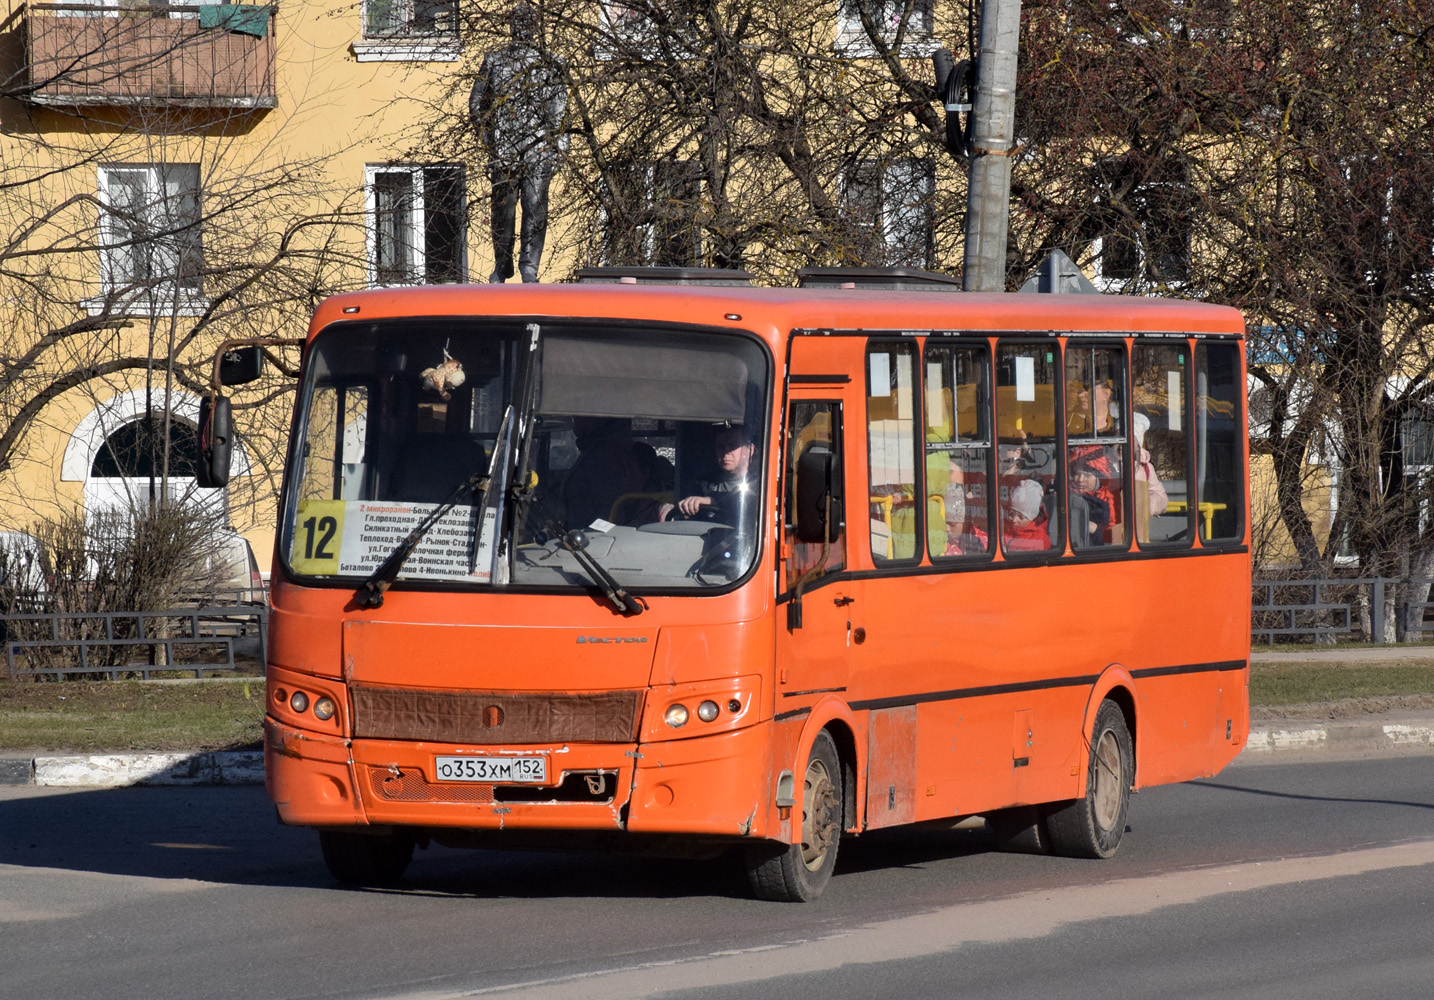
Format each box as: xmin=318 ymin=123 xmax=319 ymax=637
xmin=355 ymin=471 xmax=488 ymax=609
xmin=559 ymin=528 xmax=647 ymax=617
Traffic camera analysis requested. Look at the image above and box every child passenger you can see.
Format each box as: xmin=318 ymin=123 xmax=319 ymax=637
xmin=1002 ymin=479 xmax=1052 ymax=553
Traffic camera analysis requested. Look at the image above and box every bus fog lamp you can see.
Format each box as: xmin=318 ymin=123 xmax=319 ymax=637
xmin=664 ymin=704 xmax=689 ymax=728
xmin=313 ymin=697 xmax=336 ymax=721
xmin=697 ymin=700 xmax=720 ymax=723
xmin=289 ymin=691 xmax=310 ymax=713
xmin=727 ymin=699 xmax=742 ymax=713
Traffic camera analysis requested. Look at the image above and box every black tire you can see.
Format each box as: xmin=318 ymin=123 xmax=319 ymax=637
xmin=1047 ymin=700 xmax=1133 ymax=859
xmin=986 ymin=805 xmax=1053 ymax=855
xmin=745 ymin=730 xmax=843 ymax=902
xmin=319 ymin=829 xmax=414 ymax=887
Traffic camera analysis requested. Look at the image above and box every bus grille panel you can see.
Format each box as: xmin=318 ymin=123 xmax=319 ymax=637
xmin=351 ymin=686 xmax=643 ymax=744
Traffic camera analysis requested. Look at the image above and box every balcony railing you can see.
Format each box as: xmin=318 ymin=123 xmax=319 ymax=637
xmin=23 ymin=3 xmax=276 ymax=109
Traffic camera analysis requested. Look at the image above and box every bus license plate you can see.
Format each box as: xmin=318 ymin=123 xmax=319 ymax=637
xmin=434 ymin=755 xmax=547 ymax=784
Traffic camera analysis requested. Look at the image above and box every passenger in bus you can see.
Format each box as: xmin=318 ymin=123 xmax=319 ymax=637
xmin=1069 ymin=454 xmax=1114 ymax=546
xmin=661 ymin=425 xmax=757 ymax=524
xmin=1069 ymin=379 xmax=1117 ymax=435
xmin=1132 ymin=413 xmax=1168 ymax=517
xmin=1002 ymin=479 xmax=1051 ymax=552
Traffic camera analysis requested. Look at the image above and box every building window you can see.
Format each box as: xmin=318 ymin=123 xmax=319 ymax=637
xmin=599 ymin=159 xmax=703 ymax=267
xmin=362 ymin=0 xmax=456 ymax=38
xmin=842 ymin=158 xmax=935 ymax=268
xmin=835 ymin=0 xmax=936 ymax=56
xmin=85 ymin=412 xmax=223 ymax=525
xmin=354 ymin=0 xmax=459 ymax=61
xmin=365 ymin=165 xmax=466 ymax=286
xmin=97 ymin=164 xmax=203 ymax=307
xmin=1091 ymin=157 xmax=1193 ymax=291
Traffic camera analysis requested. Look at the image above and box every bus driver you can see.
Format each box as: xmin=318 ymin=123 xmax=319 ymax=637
xmin=661 ymin=425 xmax=757 ymax=523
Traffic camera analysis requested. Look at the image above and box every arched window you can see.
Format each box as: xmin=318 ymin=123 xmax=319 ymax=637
xmin=90 ymin=415 xmax=200 ymax=479
xmin=86 ymin=413 xmax=221 ymax=521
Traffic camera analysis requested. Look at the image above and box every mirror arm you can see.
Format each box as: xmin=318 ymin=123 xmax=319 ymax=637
xmin=208 ymin=336 xmax=305 ymax=391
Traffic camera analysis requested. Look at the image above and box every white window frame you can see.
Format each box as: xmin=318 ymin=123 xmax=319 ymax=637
xmin=353 ymin=0 xmax=460 ymax=61
xmin=835 ymin=0 xmax=937 ymax=57
xmin=89 ymin=163 xmax=205 ymax=317
xmin=364 ymin=164 xmax=467 ymax=288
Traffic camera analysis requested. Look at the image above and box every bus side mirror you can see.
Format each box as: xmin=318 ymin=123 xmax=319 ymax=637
xmin=795 ymin=444 xmax=841 ymax=543
xmin=219 ymin=346 xmax=263 ymax=386
xmin=197 ymin=394 xmax=234 ymax=489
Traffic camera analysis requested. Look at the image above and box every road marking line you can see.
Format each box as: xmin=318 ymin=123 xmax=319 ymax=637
xmin=393 ymin=840 xmax=1434 ymax=1000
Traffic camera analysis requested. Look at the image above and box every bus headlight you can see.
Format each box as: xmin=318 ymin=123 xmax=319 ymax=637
xmin=312 ymin=697 xmax=337 ymax=721
xmin=289 ymin=691 xmax=310 ymax=713
xmin=696 ymin=700 xmax=720 ymax=723
xmin=664 ymin=704 xmax=690 ymax=728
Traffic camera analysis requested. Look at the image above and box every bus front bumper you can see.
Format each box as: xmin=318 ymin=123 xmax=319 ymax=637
xmin=264 ymin=717 xmax=776 ymax=840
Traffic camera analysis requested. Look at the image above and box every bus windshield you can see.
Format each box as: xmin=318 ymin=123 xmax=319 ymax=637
xmin=282 ymin=318 xmax=771 ymax=592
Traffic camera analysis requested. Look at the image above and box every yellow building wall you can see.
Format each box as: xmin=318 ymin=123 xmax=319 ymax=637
xmin=0 ymin=0 xmax=509 ymax=573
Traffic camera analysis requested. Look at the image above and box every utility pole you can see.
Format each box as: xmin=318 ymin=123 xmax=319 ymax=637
xmin=961 ymin=0 xmax=1022 ymax=292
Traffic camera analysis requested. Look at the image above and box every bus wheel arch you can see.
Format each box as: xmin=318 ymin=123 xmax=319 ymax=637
xmin=1046 ymin=698 xmax=1135 ymax=859
xmin=1086 ymin=669 xmax=1138 ymax=791
xmin=746 ymin=724 xmax=848 ymax=901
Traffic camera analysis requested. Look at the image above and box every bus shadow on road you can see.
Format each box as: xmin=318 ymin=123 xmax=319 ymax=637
xmin=0 ymin=784 xmax=763 ymax=899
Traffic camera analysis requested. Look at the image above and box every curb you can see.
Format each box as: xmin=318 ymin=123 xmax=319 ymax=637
xmin=0 ymin=751 xmax=264 ymax=787
xmin=1242 ymin=720 xmax=1434 ymax=755
xmin=5 ymin=719 xmax=1434 ymax=787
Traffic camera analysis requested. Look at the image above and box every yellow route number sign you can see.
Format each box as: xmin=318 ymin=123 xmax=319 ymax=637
xmin=291 ymin=500 xmax=346 ymax=575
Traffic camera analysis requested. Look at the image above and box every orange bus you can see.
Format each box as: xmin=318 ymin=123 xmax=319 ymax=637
xmin=242 ymin=267 xmax=1249 ymax=901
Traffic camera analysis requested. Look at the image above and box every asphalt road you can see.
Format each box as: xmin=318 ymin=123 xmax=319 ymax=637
xmin=1 ymin=753 xmax=1431 ymax=1000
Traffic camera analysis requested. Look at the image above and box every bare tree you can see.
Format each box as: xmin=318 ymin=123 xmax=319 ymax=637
xmin=413 ymin=0 xmax=965 ymax=284
xmin=0 ymin=8 xmax=369 ymax=534
xmin=1008 ymin=0 xmax=1434 ymax=584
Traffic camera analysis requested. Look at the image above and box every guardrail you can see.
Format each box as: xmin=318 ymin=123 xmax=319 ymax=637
xmin=0 ymin=604 xmax=266 ymax=679
xmin=1252 ymin=576 xmax=1434 ymax=646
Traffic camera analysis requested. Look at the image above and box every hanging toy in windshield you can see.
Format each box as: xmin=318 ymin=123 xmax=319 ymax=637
xmin=420 ymin=341 xmax=466 ymax=401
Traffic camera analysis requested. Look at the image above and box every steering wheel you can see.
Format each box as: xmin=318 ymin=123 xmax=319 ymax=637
xmin=672 ymin=504 xmax=728 ymax=523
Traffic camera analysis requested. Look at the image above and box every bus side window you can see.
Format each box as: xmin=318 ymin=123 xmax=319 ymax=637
xmin=785 ymin=401 xmax=845 ymax=591
xmin=995 ymin=344 xmax=1062 ymax=556
xmin=1132 ymin=344 xmax=1192 ymax=545
xmin=924 ymin=342 xmax=992 ymax=558
xmin=1066 ymin=345 xmax=1128 ymax=550
xmin=1197 ymin=342 xmax=1244 ymax=543
xmin=867 ymin=342 xmax=919 ymax=563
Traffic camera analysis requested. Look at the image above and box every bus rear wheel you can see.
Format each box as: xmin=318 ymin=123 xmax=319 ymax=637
xmin=1047 ymin=700 xmax=1133 ymax=859
xmin=319 ymin=829 xmax=414 ymax=887
xmin=745 ymin=730 xmax=842 ymax=902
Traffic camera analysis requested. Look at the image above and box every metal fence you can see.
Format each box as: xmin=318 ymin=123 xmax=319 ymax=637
xmin=1252 ymin=576 xmax=1434 ymax=646
xmin=1 ymin=604 xmax=267 ymax=679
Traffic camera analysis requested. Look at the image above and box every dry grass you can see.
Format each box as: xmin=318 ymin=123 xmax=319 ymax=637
xmin=0 ymin=679 xmax=263 ymax=754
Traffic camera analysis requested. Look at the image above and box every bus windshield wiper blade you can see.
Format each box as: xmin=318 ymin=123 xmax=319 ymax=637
xmin=559 ymin=528 xmax=646 ymax=616
xmin=356 ymin=471 xmax=488 ymax=609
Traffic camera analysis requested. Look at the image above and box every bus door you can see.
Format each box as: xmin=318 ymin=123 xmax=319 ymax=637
xmin=774 ymin=376 xmax=870 ymax=840
xmin=776 ymin=389 xmax=854 ymax=706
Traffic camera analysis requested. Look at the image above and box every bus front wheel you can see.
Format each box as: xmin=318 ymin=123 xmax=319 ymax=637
xmin=745 ymin=730 xmax=843 ymax=902
xmin=1047 ymin=700 xmax=1133 ymax=859
xmin=319 ymin=829 xmax=414 ymax=887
